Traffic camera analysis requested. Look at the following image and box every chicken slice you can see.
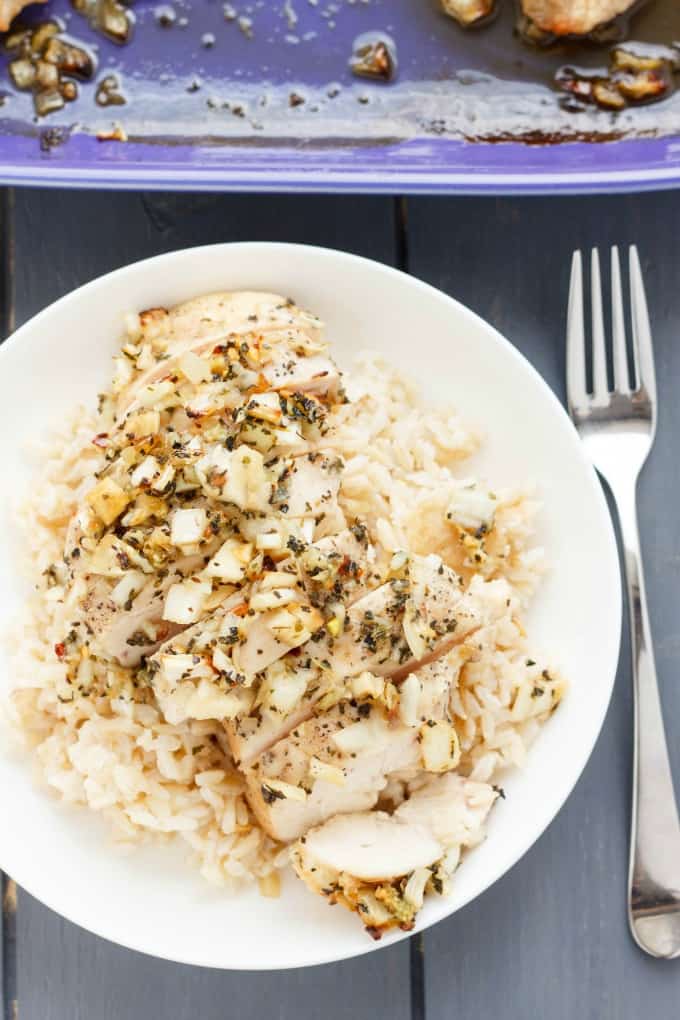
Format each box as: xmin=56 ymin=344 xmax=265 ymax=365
xmin=229 ymin=553 xmax=480 ymax=766
xmin=116 ymin=291 xmax=336 ymax=420
xmin=297 ymin=525 xmax=384 ymax=612
xmin=291 ymin=773 xmax=498 ymax=936
xmin=520 ymin=0 xmax=635 ymax=36
xmin=242 ymin=646 xmax=470 ymax=841
xmin=153 ymin=525 xmax=374 ymax=691
xmin=83 ymin=576 xmax=180 ymax=667
xmin=273 ymin=453 xmax=346 ymax=537
xmin=0 ymin=0 xmax=46 ymax=31
xmin=148 ymin=592 xmax=254 ymax=723
xmin=244 ymin=703 xmax=422 ymax=842
xmin=192 ymin=448 xmax=345 ymax=539
xmin=296 ymin=813 xmax=442 ymax=883
xmin=77 ymin=529 xmax=226 ymax=669
xmin=318 ymin=553 xmax=480 ymax=681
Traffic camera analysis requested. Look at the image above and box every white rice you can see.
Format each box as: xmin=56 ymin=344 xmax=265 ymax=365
xmin=7 ymin=352 xmax=560 ymax=893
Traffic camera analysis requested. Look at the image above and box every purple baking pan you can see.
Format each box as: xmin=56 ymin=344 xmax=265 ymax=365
xmin=1 ymin=0 xmax=679 ymax=193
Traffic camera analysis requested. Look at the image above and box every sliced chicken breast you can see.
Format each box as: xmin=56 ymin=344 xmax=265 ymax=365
xmin=116 ymin=292 xmax=337 ymax=420
xmin=244 ymin=703 xmax=421 ymax=842
xmin=317 ymin=553 xmax=480 ymax=680
xmin=297 ymin=812 xmax=442 ymax=883
xmin=243 ymin=647 xmax=470 ymax=842
xmin=291 ymin=773 xmax=498 ymax=935
xmin=397 ymin=771 xmax=499 ymax=849
xmin=273 ymin=453 xmax=346 ymax=537
xmin=82 ymin=576 xmax=181 ymax=667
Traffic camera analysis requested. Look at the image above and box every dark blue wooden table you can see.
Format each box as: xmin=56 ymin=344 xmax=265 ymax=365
xmin=3 ymin=188 xmax=680 ymax=1019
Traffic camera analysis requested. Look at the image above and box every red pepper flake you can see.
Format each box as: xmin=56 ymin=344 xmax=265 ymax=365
xmin=92 ymin=433 xmax=109 ymax=448
xmin=54 ymin=642 xmax=66 ymax=659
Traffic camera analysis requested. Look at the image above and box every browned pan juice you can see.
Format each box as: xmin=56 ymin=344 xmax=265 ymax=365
xmin=433 ymin=0 xmax=680 ymax=87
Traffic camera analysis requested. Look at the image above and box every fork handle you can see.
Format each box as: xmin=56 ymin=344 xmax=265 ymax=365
xmin=611 ymin=475 xmax=680 ymax=957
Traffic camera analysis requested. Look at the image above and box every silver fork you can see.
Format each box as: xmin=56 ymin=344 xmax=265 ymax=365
xmin=567 ymin=245 xmax=680 ymax=960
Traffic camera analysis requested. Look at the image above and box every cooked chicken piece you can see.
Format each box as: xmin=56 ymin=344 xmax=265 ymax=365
xmin=243 ymin=647 xmax=470 ymax=841
xmin=192 ymin=448 xmax=344 ymax=537
xmin=441 ymin=0 xmax=495 ymax=27
xmin=263 ymin=351 xmax=341 ymax=397
xmin=152 ymin=527 xmax=374 ymax=705
xmin=116 ymin=291 xmax=338 ymax=420
xmin=318 ymin=553 xmax=479 ymax=680
xmin=291 ymin=773 xmax=498 ymax=935
xmin=297 ymin=526 xmax=384 ymax=611
xmin=273 ymin=453 xmax=346 ymax=537
xmin=521 ymin=0 xmax=635 ymax=36
xmin=397 ymin=771 xmax=498 ymax=849
xmin=83 ymin=575 xmax=182 ymax=668
xmin=150 ymin=551 xmax=487 ymax=767
xmin=229 ymin=554 xmax=481 ymax=765
xmin=245 ymin=702 xmax=421 ymax=842
xmin=0 ymin=0 xmax=46 ymax=32
xmin=301 ymin=807 xmax=444 ymax=881
xmin=149 ymin=592 xmax=254 ymax=723
xmin=74 ymin=516 xmax=226 ymax=666
xmin=295 ymin=812 xmax=442 ymax=883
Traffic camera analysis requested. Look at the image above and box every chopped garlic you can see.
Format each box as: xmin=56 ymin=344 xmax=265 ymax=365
xmin=179 ymin=350 xmax=211 ymax=384
xmin=160 ymin=653 xmax=213 ymax=686
xmin=261 ymin=779 xmax=308 ymax=803
xmin=204 ymin=538 xmax=252 ymax=582
xmin=125 ymin=410 xmax=160 ymax=438
xmin=420 ymin=720 xmax=461 ymax=772
xmin=130 ymin=455 xmax=160 ymax=488
xmin=398 ymin=674 xmax=420 ymax=727
xmin=136 ymin=378 xmax=176 ymax=409
xmin=246 ymin=390 xmax=283 ymax=424
xmin=151 ymin=462 xmax=175 ymax=495
xmin=256 ymin=531 xmax=283 ymax=551
xmin=250 ymin=589 xmax=299 ymax=612
xmin=170 ymin=507 xmax=207 ymax=547
xmin=351 ymin=671 xmax=385 ymax=700
xmin=258 ymin=571 xmax=298 ymax=591
xmin=309 ymin=757 xmax=346 ymax=786
xmin=110 ymin=570 xmax=146 ymax=607
xmin=403 ymin=867 xmax=431 ymax=910
xmin=86 ymin=477 xmax=130 ymax=526
xmin=163 ymin=578 xmax=211 ymax=624
xmin=259 ymin=661 xmax=308 ymax=715
xmin=447 ymin=486 xmax=496 ymax=532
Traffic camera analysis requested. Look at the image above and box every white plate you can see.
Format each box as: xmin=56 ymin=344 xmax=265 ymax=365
xmin=0 ymin=243 xmax=621 ymax=970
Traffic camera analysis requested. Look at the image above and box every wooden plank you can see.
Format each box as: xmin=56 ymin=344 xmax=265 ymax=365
xmin=406 ymin=192 xmax=680 ymax=1020
xmin=1 ymin=188 xmax=17 ymax=1020
xmin=8 ymin=188 xmax=411 ymax=1020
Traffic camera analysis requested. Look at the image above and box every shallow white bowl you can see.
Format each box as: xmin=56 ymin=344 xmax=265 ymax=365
xmin=0 ymin=243 xmax=621 ymax=970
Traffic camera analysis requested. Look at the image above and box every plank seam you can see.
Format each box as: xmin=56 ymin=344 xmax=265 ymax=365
xmin=395 ymin=194 xmax=427 ymax=1020
xmin=1 ymin=189 xmax=18 ymax=1020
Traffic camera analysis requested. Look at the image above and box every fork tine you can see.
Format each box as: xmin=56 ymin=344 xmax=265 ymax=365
xmin=629 ymin=245 xmax=657 ymax=402
xmin=566 ymin=250 xmax=587 ymax=413
xmin=610 ymin=246 xmax=629 ymax=393
xmin=590 ymin=248 xmax=608 ymax=401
